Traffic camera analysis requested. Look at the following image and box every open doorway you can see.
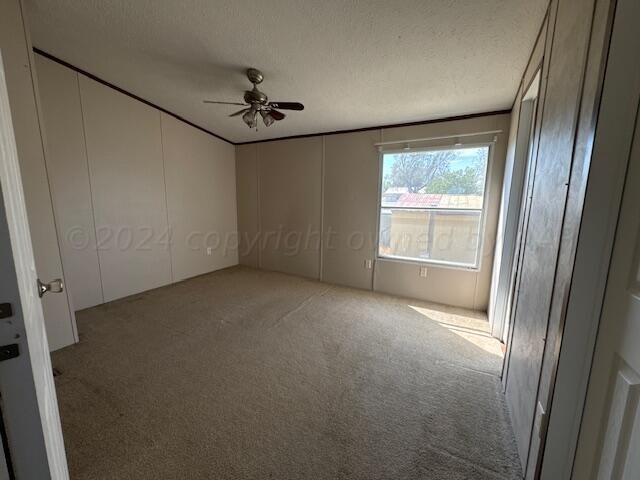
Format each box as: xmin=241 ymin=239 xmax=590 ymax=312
xmin=490 ymin=70 xmax=542 ymax=343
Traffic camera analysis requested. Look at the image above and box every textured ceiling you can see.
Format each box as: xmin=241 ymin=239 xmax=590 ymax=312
xmin=26 ymin=0 xmax=547 ymax=143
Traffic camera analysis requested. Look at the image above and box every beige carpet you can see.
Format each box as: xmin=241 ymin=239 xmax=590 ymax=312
xmin=52 ymin=266 xmax=521 ymax=480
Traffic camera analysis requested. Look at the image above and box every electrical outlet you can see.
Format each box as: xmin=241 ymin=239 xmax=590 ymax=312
xmin=364 ymin=259 xmax=373 ymax=269
xmin=419 ymin=266 xmax=428 ymax=278
xmin=207 ymin=247 xmax=213 ymax=256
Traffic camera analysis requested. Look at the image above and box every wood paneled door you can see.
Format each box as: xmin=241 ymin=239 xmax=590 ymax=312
xmin=573 ymin=55 xmax=640 ymax=479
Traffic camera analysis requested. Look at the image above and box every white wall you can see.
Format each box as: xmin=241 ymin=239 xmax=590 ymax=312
xmin=80 ymin=75 xmax=173 ymax=302
xmin=35 ymin=55 xmax=103 ymax=311
xmin=0 ymin=4 xmax=76 ymax=351
xmin=161 ymin=113 xmax=238 ymax=281
xmin=235 ymin=144 xmax=259 ymax=268
xmin=236 ymin=113 xmax=510 ymax=310
xmin=322 ymin=130 xmax=381 ymax=290
xmin=35 ymin=54 xmax=238 ymax=309
xmin=259 ymin=137 xmax=323 ymax=279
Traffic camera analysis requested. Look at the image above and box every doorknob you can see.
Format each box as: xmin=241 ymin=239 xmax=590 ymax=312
xmin=37 ymin=278 xmax=63 ymax=298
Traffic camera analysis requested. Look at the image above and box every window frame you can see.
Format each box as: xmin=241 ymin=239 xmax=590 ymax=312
xmin=375 ymin=142 xmax=494 ymax=271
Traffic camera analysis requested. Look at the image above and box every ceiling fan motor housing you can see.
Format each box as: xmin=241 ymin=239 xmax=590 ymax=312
xmin=203 ymin=67 xmax=302 ymax=129
xmin=244 ymin=87 xmax=268 ymax=105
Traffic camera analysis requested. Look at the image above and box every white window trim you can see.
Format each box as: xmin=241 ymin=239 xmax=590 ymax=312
xmin=375 ymin=142 xmax=494 ymax=272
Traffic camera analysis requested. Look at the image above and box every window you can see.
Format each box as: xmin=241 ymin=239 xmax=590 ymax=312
xmin=378 ymin=145 xmax=490 ymax=268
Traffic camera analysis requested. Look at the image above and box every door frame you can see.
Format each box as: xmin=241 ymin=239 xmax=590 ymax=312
xmin=491 ymin=71 xmax=541 ymax=342
xmin=0 ymin=49 xmax=69 ymax=479
xmin=539 ymin=0 xmax=640 ymax=475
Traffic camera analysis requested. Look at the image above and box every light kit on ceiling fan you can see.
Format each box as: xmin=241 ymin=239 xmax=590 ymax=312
xmin=242 ymin=108 xmax=258 ymax=128
xmin=260 ymin=110 xmax=275 ymax=127
xmin=203 ymin=68 xmax=304 ymax=130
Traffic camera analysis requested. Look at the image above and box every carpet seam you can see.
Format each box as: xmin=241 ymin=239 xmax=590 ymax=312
xmin=272 ymin=286 xmax=333 ymax=326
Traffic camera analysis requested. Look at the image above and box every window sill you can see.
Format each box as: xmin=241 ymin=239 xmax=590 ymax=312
xmin=375 ymin=254 xmax=481 ymax=272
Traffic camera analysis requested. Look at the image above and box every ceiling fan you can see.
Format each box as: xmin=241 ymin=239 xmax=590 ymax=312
xmin=204 ymin=68 xmax=304 ymax=129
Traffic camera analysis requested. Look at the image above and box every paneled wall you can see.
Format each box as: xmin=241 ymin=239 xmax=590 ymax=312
xmin=504 ymin=0 xmax=596 ymax=468
xmin=35 ymin=54 xmax=237 ymax=310
xmin=236 ymin=113 xmax=510 ymax=310
xmin=259 ymin=137 xmax=322 ymax=278
xmin=80 ymin=75 xmax=173 ymax=302
xmin=375 ymin=115 xmax=509 ymax=309
xmin=1 ymin=7 xmax=76 ymax=352
xmin=162 ymin=113 xmax=237 ymax=281
xmin=489 ymin=18 xmax=548 ymax=341
xmin=35 ymin=54 xmax=103 ymax=312
xmin=235 ymin=144 xmax=259 ymax=268
xmin=322 ymin=130 xmax=380 ymax=290
xmin=492 ymin=0 xmax=618 ymax=476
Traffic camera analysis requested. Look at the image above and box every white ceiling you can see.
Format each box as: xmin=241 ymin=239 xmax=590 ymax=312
xmin=27 ymin=0 xmax=547 ymax=143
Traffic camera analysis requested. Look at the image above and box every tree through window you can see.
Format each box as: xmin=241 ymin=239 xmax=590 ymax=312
xmin=378 ymin=146 xmax=490 ymax=268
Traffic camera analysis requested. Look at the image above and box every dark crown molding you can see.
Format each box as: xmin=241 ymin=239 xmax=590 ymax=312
xmin=235 ymin=110 xmax=512 ymax=145
xmin=34 ymin=47 xmax=511 ymax=147
xmin=33 ymin=47 xmax=234 ymax=145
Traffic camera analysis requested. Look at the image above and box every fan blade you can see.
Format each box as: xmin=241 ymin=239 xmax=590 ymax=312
xmin=229 ymin=108 xmax=249 ymax=117
xmin=269 ymin=109 xmax=286 ymax=121
xmin=268 ymin=102 xmax=304 ymax=111
xmin=203 ymin=100 xmax=247 ymax=105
